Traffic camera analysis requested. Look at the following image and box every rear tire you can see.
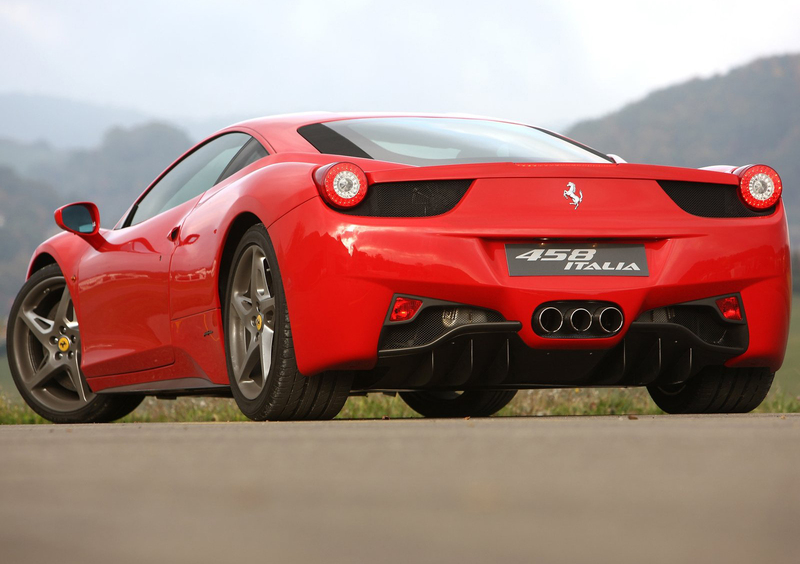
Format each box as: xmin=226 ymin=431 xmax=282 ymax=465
xmin=224 ymin=224 xmax=351 ymax=421
xmin=400 ymin=390 xmax=517 ymax=418
xmin=647 ymin=366 xmax=774 ymax=414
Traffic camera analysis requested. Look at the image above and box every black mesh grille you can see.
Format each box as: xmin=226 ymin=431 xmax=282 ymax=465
xmin=637 ymin=306 xmax=746 ymax=348
xmin=658 ymin=181 xmax=774 ymax=218
xmin=380 ymin=306 xmax=505 ymax=351
xmin=650 ymin=308 xmax=669 ymax=324
xmin=339 ymin=180 xmax=472 ymax=218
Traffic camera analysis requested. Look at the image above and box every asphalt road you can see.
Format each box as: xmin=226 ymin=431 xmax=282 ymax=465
xmin=1 ymin=415 xmax=798 ymax=564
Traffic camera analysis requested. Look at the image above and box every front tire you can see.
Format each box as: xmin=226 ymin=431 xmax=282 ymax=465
xmin=7 ymin=264 xmax=143 ymax=423
xmin=647 ymin=366 xmax=774 ymax=414
xmin=224 ymin=224 xmax=351 ymax=421
xmin=400 ymin=390 xmax=517 ymax=418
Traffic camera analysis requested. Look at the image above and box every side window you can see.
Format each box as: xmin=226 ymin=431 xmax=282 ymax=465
xmin=217 ymin=138 xmax=269 ymax=184
xmin=128 ymin=133 xmax=251 ymax=226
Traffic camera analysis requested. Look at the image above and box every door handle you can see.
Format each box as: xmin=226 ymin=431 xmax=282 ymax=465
xmin=168 ymin=226 xmax=180 ymax=241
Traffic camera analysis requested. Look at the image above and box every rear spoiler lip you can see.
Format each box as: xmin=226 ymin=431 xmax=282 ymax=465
xmin=366 ymin=161 xmax=739 ymax=186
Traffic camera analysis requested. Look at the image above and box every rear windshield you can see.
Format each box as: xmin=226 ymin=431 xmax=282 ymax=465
xmin=297 ymin=117 xmax=611 ymax=166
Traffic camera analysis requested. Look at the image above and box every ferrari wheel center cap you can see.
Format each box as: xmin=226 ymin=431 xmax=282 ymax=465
xmin=58 ymin=337 xmax=70 ymax=353
xmin=256 ymin=314 xmax=263 ymax=332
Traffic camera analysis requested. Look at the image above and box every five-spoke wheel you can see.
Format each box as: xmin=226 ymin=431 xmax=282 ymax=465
xmin=228 ymin=244 xmax=276 ymax=401
xmin=7 ymin=264 xmax=143 ymax=423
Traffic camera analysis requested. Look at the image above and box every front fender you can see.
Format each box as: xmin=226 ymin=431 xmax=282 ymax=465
xmin=26 ymin=230 xmax=104 ymax=320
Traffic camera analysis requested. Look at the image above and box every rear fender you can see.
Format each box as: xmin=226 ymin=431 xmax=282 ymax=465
xmin=169 ymin=161 xmax=321 ymax=320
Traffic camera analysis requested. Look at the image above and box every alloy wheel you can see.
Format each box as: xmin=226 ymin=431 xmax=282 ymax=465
xmin=11 ymin=276 xmax=92 ymax=411
xmin=227 ymin=244 xmax=276 ymax=400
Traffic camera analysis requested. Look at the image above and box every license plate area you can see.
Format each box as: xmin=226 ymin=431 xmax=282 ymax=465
xmin=505 ymin=243 xmax=649 ymax=276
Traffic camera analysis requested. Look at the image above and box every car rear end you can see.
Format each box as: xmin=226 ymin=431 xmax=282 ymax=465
xmin=266 ymin=116 xmax=790 ymax=409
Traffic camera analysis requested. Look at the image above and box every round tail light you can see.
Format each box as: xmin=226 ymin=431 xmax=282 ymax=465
xmin=315 ymin=162 xmax=368 ymax=208
xmin=737 ymin=165 xmax=782 ymax=210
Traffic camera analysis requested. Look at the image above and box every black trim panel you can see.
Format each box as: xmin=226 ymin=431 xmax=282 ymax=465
xmin=95 ymin=377 xmax=229 ymax=395
xmin=658 ymin=180 xmax=775 ymax=218
xmin=297 ymin=123 xmax=372 ymax=159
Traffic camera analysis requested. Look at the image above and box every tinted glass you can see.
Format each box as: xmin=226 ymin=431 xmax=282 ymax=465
xmin=129 ymin=133 xmax=250 ymax=225
xmin=298 ymin=118 xmax=611 ymax=166
xmin=217 ymin=138 xmax=269 ymax=184
xmin=62 ymin=204 xmax=95 ymax=233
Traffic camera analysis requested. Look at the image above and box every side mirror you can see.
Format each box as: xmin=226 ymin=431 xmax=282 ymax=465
xmin=55 ymin=202 xmax=101 ymax=236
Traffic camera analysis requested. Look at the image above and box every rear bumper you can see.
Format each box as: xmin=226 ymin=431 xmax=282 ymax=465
xmin=358 ymin=295 xmax=750 ymax=391
xmin=268 ymin=187 xmax=791 ymax=378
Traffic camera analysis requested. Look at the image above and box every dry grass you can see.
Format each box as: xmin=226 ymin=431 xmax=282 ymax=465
xmin=2 ymin=386 xmax=797 ymax=425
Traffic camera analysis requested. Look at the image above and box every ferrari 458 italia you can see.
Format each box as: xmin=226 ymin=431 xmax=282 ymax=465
xmin=6 ymin=113 xmax=791 ymax=422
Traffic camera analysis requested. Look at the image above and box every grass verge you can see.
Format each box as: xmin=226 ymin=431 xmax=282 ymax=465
xmin=2 ymin=387 xmax=798 ymax=425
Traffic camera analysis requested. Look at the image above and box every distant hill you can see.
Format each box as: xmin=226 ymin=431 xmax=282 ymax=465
xmin=0 ymin=168 xmax=59 ymax=314
xmin=0 ymin=123 xmax=193 ymax=315
xmin=28 ymin=122 xmax=194 ymax=225
xmin=0 ymin=138 xmax=67 ymax=177
xmin=567 ymin=53 xmax=800 ymax=245
xmin=0 ymin=93 xmax=152 ymax=148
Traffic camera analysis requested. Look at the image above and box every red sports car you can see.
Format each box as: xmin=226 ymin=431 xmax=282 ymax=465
xmin=6 ymin=113 xmax=791 ymax=422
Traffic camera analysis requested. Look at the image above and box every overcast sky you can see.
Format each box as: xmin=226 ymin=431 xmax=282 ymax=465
xmin=2 ymin=0 xmax=800 ymax=129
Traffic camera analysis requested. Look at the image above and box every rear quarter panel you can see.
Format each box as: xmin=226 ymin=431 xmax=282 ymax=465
xmin=169 ymin=159 xmax=320 ymax=319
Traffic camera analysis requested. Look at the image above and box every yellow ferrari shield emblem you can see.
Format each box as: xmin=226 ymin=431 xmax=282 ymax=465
xmin=58 ymin=337 xmax=70 ymax=352
xmin=256 ymin=314 xmax=263 ymax=331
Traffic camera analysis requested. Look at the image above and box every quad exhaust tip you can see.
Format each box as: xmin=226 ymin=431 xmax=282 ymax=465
xmin=533 ymin=303 xmax=624 ymax=336
xmin=567 ymin=308 xmax=592 ymax=332
xmin=537 ymin=307 xmax=564 ymax=334
xmin=596 ymin=306 xmax=624 ymax=333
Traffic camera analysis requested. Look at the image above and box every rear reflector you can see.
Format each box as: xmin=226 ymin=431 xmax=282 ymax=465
xmin=390 ymin=297 xmax=423 ymax=322
xmin=716 ymin=296 xmax=742 ymax=321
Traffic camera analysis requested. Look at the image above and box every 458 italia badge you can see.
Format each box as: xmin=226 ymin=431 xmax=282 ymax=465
xmin=505 ymin=243 xmax=649 ymax=276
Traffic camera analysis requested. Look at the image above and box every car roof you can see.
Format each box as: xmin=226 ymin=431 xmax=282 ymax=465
xmin=221 ymin=112 xmax=522 ymax=154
